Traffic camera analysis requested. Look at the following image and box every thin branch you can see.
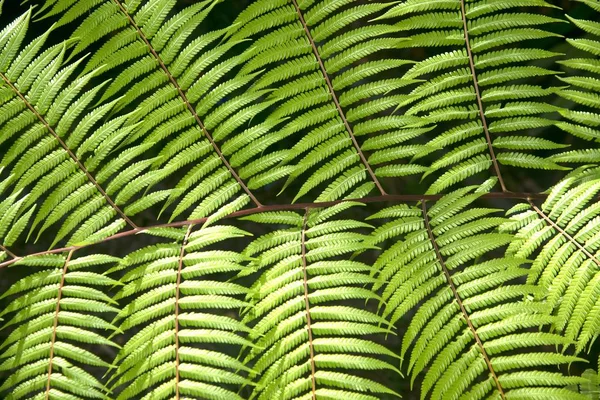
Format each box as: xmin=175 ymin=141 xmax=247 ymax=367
xmin=175 ymin=224 xmax=194 ymax=400
xmin=421 ymin=201 xmax=506 ymax=399
xmin=528 ymin=199 xmax=600 ymax=267
xmin=0 ymin=72 xmax=138 ymax=229
xmin=300 ymin=208 xmax=317 ymax=399
xmin=290 ymin=0 xmax=387 ymax=196
xmin=0 ymin=244 xmax=17 ymax=259
xmin=45 ymin=248 xmax=75 ymax=400
xmin=459 ymin=0 xmax=506 ymax=192
xmin=112 ymin=0 xmax=262 ymax=207
xmin=0 ymin=191 xmax=549 ymax=269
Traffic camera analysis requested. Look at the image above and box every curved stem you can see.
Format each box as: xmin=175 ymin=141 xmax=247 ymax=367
xmin=0 ymin=244 xmax=17 ymax=259
xmin=0 ymin=191 xmax=548 ymax=269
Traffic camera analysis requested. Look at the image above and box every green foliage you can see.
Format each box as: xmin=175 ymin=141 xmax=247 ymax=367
xmin=0 ymin=252 xmax=121 ymax=399
xmin=110 ymin=226 xmax=254 ymax=400
xmin=569 ymin=369 xmax=600 ymax=398
xmin=239 ymin=205 xmax=401 ymax=399
xmin=0 ymin=0 xmax=599 ymax=399
xmin=370 ymin=185 xmax=587 ymax=399
xmin=377 ymin=0 xmax=569 ymax=193
xmin=502 ymin=166 xmax=600 ymax=363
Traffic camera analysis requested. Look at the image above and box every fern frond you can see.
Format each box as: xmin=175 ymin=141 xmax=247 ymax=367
xmin=109 ymin=224 xmax=253 ymax=399
xmin=0 ymin=10 xmax=143 ymax=250
xmin=240 ymin=204 xmax=400 ymax=399
xmin=567 ymin=368 xmax=600 ymax=398
xmin=376 ymin=0 xmax=571 ymax=193
xmin=502 ymin=167 xmax=600 ymax=355
xmin=223 ymin=0 xmax=440 ymax=201
xmin=0 ymin=251 xmax=120 ymax=399
xmin=370 ymin=186 xmax=584 ymax=399
xmin=26 ymin=0 xmax=271 ymax=239
xmin=1 ymin=1 xmax=598 ymax=399
xmin=556 ymin=3 xmax=600 ymax=164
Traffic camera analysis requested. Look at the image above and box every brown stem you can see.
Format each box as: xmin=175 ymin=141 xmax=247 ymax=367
xmin=175 ymin=225 xmax=193 ymax=399
xmin=0 ymin=191 xmax=549 ymax=269
xmin=459 ymin=0 xmax=506 ymax=192
xmin=0 ymin=244 xmax=17 ymax=259
xmin=112 ymin=0 xmax=262 ymax=207
xmin=0 ymin=72 xmax=138 ymax=229
xmin=421 ymin=201 xmax=505 ymax=399
xmin=300 ymin=208 xmax=317 ymax=398
xmin=45 ymin=249 xmax=75 ymax=400
xmin=528 ymin=199 xmax=600 ymax=267
xmin=290 ymin=0 xmax=387 ymax=196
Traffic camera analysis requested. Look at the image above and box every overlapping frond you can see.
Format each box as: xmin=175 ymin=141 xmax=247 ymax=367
xmin=226 ymin=0 xmax=435 ymax=202
xmin=0 ymin=251 xmax=121 ymax=399
xmin=370 ymin=184 xmax=586 ymax=399
xmin=1 ymin=0 xmax=599 ymax=398
xmin=376 ymin=0 xmax=571 ymax=193
xmin=568 ymin=368 xmax=600 ymax=398
xmin=10 ymin=0 xmax=287 ymax=250
xmin=501 ymin=166 xmax=600 ymax=361
xmin=2 ymin=1 xmax=260 ymax=251
xmin=108 ymin=225 xmax=253 ymax=399
xmin=239 ymin=204 xmax=402 ymax=399
xmin=0 ymin=9 xmax=142 ymax=251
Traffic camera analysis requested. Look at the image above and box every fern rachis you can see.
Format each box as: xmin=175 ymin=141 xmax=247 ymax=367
xmin=0 ymin=0 xmax=600 ymax=399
